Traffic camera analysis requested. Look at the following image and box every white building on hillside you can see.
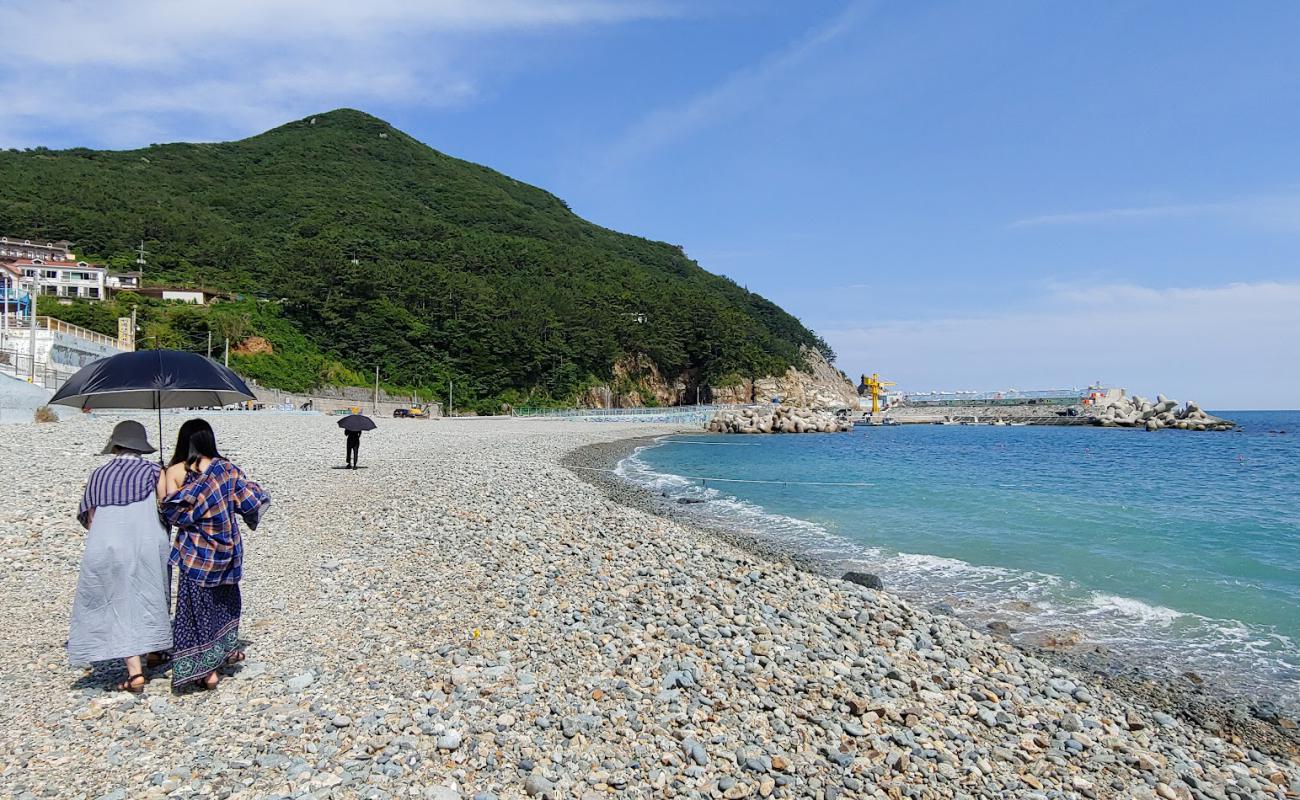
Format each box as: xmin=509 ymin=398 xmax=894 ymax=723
xmin=7 ymin=257 xmax=107 ymax=301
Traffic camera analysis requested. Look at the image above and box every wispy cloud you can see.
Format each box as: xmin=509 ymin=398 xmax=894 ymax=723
xmin=594 ymin=1 xmax=873 ymax=171
xmin=0 ymin=0 xmax=671 ymax=147
xmin=823 ymin=281 xmax=1300 ymax=408
xmin=1009 ymin=194 xmax=1300 ymax=231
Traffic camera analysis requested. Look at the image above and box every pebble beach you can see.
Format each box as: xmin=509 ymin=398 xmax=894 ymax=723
xmin=1 ymin=414 xmax=1298 ymax=800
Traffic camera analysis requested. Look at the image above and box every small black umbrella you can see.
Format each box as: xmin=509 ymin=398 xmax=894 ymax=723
xmin=49 ymin=349 xmax=256 ymax=460
xmin=337 ymin=414 xmax=377 ymax=432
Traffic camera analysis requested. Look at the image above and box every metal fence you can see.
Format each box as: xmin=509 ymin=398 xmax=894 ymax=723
xmin=512 ymin=404 xmax=747 ymax=425
xmin=900 ymin=387 xmax=1107 ymax=406
xmin=0 ymin=315 xmax=119 ymax=348
xmin=0 ymin=346 xmax=76 ymax=390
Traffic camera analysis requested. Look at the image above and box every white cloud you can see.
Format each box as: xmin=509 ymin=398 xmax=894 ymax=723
xmin=823 ymin=281 xmax=1300 ymax=409
xmin=1 ymin=0 xmax=668 ymax=67
xmin=594 ymin=1 xmax=872 ymax=171
xmin=0 ymin=0 xmax=671 ymax=147
xmin=1010 ymin=195 xmax=1300 ymax=231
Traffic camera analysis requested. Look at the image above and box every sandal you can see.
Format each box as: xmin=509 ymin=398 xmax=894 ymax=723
xmin=225 ymin=651 xmax=246 ymax=666
xmin=201 ymin=671 xmax=220 ymax=690
xmin=116 ymin=674 xmax=146 ymax=693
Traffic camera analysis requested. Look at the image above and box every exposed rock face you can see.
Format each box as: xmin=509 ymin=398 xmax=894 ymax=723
xmin=233 ymin=336 xmax=274 ymax=356
xmin=707 ymin=405 xmax=854 ymax=434
xmin=1093 ymin=394 xmax=1234 ymax=431
xmin=712 ymin=347 xmax=859 ymax=410
xmin=577 ymin=355 xmax=686 ymax=409
xmin=578 ymin=347 xmax=856 ymax=410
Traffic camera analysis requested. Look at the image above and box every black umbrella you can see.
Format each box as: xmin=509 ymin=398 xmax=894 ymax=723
xmin=49 ymin=349 xmax=256 ymax=460
xmin=337 ymin=414 xmax=377 ymax=432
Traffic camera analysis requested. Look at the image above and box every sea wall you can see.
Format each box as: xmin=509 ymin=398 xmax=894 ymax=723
xmin=249 ymin=382 xmax=442 ymax=417
xmin=883 ymin=404 xmax=1085 ymax=424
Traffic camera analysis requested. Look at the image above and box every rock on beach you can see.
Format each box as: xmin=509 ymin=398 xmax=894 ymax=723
xmin=0 ymin=414 xmax=1296 ymax=799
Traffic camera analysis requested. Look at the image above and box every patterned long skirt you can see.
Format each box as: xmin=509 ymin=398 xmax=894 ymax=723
xmin=171 ymin=576 xmax=241 ymax=687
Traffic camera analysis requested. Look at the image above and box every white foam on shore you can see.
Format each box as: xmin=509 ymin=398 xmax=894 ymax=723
xmin=1085 ymin=593 xmax=1183 ymax=625
xmin=615 ymin=438 xmax=1300 ymax=708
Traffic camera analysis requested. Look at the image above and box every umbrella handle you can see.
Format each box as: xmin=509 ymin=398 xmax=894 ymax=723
xmin=157 ymin=391 xmax=164 ymax=465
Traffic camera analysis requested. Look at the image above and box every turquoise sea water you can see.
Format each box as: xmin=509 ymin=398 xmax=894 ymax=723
xmin=619 ymin=411 xmax=1300 ymax=706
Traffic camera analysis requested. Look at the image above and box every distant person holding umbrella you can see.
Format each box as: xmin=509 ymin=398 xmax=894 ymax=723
xmin=67 ymin=421 xmax=172 ymax=692
xmin=338 ymin=413 xmax=377 ymax=469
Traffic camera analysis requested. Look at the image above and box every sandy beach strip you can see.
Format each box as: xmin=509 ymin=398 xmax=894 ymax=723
xmin=1 ymin=413 xmax=1297 ymax=800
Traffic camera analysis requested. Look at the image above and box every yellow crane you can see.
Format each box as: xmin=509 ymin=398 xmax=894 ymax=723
xmin=860 ymin=373 xmax=896 ymax=414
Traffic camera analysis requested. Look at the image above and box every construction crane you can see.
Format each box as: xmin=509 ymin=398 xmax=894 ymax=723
xmin=860 ymin=373 xmax=896 ymax=414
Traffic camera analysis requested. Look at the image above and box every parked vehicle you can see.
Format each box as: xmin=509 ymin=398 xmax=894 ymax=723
xmin=394 ymin=404 xmax=434 ymax=419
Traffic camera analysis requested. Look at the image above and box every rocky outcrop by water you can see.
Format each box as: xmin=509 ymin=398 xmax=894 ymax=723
xmin=712 ymin=347 xmax=860 ymax=410
xmin=582 ymin=347 xmax=859 ymax=410
xmin=1094 ymin=395 xmax=1235 ymax=431
xmin=708 ymin=405 xmax=855 ymax=434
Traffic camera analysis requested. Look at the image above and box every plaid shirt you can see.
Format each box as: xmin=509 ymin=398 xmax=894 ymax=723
xmin=163 ymin=458 xmax=270 ymax=587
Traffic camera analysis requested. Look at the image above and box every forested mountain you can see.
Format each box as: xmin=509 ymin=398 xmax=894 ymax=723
xmin=0 ymin=109 xmax=832 ymax=409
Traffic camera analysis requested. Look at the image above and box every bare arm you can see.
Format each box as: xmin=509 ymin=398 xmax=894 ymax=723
xmin=159 ymin=463 xmax=186 ymax=498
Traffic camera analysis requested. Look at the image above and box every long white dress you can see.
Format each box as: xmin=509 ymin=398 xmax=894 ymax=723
xmin=67 ymin=496 xmax=172 ymax=665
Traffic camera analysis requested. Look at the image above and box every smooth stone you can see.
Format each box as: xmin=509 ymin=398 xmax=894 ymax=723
xmin=842 ymin=572 xmax=883 ymax=590
xmin=286 ymin=672 xmax=315 ymax=691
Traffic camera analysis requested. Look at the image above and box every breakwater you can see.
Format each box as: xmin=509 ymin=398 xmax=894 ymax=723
xmin=875 ymin=392 xmax=1235 ymax=431
xmin=707 ymin=405 xmax=854 ymax=434
xmin=1096 ymin=394 xmax=1234 ymax=431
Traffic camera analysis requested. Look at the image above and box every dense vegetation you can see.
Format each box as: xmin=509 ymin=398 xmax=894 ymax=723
xmin=2 ymin=109 xmax=831 ymax=410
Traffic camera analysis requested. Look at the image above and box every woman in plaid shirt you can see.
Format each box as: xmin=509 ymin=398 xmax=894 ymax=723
xmin=160 ymin=419 xmax=270 ymax=689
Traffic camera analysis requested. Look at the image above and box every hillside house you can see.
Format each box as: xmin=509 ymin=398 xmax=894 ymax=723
xmin=6 ymin=257 xmax=107 ymax=301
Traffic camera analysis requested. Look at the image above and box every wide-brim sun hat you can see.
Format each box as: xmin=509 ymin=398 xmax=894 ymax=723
xmin=101 ymin=420 xmax=157 ymax=455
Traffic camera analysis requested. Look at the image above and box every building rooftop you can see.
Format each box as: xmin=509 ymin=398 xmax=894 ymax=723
xmin=5 ymin=257 xmax=104 ymax=270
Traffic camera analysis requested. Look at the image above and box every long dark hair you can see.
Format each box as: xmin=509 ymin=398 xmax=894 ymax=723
xmin=169 ymin=418 xmax=222 ymax=470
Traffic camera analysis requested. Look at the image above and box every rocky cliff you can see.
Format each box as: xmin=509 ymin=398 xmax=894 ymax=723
xmin=579 ymin=347 xmax=858 ymax=410
xmin=712 ymin=347 xmax=860 ymax=410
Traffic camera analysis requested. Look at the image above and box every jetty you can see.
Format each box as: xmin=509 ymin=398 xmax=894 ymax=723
xmin=856 ymin=385 xmax=1235 ymax=430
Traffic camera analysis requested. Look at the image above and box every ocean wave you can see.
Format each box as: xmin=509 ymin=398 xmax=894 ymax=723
xmin=1085 ymin=593 xmax=1183 ymax=625
xmin=615 ymin=438 xmax=1300 ymax=707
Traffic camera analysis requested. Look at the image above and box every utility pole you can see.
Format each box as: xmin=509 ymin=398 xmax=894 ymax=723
xmin=373 ymin=366 xmax=379 ymax=414
xmin=1 ymin=272 xmax=8 ymax=353
xmin=207 ymin=331 xmax=212 ymax=359
xmin=449 ymin=380 xmax=453 ymax=418
xmin=28 ymin=275 xmax=38 ymax=381
xmin=224 ymin=337 xmax=229 ymax=367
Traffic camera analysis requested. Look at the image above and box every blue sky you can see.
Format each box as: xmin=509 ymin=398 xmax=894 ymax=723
xmin=3 ymin=1 xmax=1298 ymax=407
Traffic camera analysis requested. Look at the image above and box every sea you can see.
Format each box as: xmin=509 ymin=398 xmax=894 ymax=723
xmin=616 ymin=410 xmax=1300 ymax=708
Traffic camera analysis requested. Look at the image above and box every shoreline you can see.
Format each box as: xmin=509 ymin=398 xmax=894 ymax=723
xmin=562 ymin=432 xmax=1300 ymax=760
xmin=4 ymin=414 xmax=1298 ymax=798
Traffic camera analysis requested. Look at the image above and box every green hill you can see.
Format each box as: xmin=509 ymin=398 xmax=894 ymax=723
xmin=1 ymin=109 xmax=832 ymax=410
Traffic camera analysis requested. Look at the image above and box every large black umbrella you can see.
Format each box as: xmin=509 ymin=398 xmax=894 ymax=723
xmin=49 ymin=349 xmax=256 ymax=460
xmin=337 ymin=414 xmax=377 ymax=432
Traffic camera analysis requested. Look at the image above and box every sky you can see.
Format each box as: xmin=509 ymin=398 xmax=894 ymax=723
xmin=3 ymin=1 xmax=1298 ymax=408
